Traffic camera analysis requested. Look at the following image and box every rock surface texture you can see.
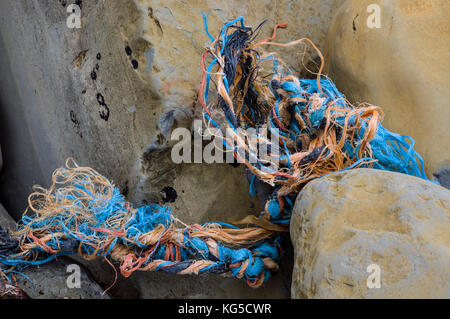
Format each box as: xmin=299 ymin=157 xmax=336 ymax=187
xmin=290 ymin=169 xmax=450 ymax=299
xmin=325 ymin=0 xmax=450 ymax=180
xmin=14 ymin=259 xmax=110 ymax=299
xmin=0 ymin=0 xmax=344 ymax=298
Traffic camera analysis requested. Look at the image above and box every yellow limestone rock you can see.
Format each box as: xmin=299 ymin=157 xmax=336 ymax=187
xmin=324 ymin=0 xmax=450 ymax=177
xmin=290 ymin=169 xmax=450 ymax=298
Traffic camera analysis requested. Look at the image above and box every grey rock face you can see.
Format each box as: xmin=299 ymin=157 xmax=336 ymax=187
xmin=433 ymin=165 xmax=450 ymax=189
xmin=15 ymin=259 xmax=111 ymax=299
xmin=0 ymin=203 xmax=15 ymax=232
xmin=290 ymin=169 xmax=450 ymax=299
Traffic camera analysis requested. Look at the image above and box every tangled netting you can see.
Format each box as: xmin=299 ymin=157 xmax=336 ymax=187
xmin=0 ymin=15 xmax=429 ymax=289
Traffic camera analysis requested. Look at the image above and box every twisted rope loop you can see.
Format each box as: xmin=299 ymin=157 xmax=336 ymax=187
xmin=0 ymin=16 xmax=429 ymax=288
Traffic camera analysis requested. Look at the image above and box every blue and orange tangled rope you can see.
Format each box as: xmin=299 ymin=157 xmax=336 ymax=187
xmin=0 ymin=160 xmax=280 ymax=288
xmin=0 ymin=16 xmax=430 ymax=288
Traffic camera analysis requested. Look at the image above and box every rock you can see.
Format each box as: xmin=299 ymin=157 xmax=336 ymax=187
xmin=0 ymin=203 xmax=15 ymax=232
xmin=433 ymin=164 xmax=450 ymax=190
xmin=0 ymin=0 xmax=343 ymax=298
xmin=325 ymin=0 xmax=450 ymax=178
xmin=290 ymin=168 xmax=450 ymax=299
xmin=0 ymin=201 xmax=110 ymax=299
xmin=15 ymin=259 xmax=111 ymax=299
xmin=131 ymin=269 xmax=289 ymax=299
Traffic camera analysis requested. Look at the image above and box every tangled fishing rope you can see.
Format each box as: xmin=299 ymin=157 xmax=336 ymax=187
xmin=0 ymin=15 xmax=430 ymax=290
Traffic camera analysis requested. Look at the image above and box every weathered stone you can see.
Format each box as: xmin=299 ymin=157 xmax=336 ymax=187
xmin=0 ymin=203 xmax=15 ymax=232
xmin=15 ymin=259 xmax=111 ymax=299
xmin=290 ymin=168 xmax=450 ymax=298
xmin=132 ymin=269 xmax=289 ymax=299
xmin=433 ymin=165 xmax=450 ymax=190
xmin=0 ymin=0 xmax=343 ymax=298
xmin=0 ymin=202 xmax=109 ymax=299
xmin=325 ymin=0 xmax=450 ymax=178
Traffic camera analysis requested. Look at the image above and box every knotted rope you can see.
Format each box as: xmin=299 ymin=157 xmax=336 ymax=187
xmin=0 ymin=16 xmax=430 ymax=289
